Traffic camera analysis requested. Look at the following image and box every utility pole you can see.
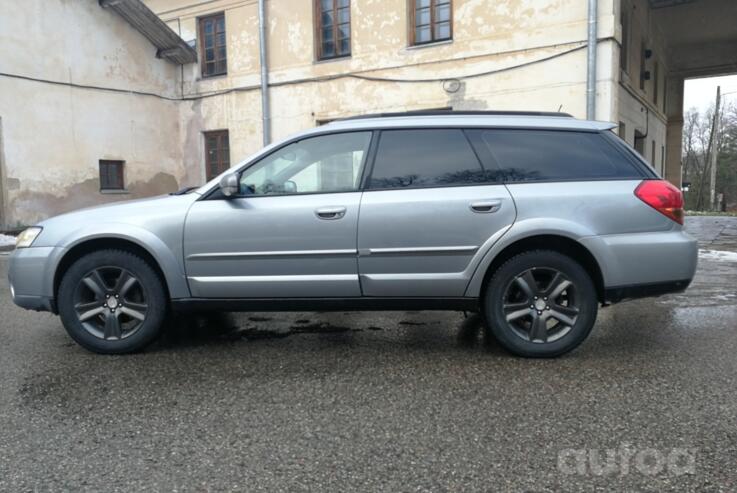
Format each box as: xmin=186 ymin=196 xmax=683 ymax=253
xmin=708 ymin=86 xmax=721 ymax=211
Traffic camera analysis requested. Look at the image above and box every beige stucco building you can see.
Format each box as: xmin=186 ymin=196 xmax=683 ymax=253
xmin=1 ymin=0 xmax=735 ymax=228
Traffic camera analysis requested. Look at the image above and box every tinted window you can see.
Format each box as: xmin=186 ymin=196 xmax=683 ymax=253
xmin=239 ymin=132 xmax=371 ymax=195
xmin=477 ymin=130 xmax=643 ymax=182
xmin=368 ymin=129 xmax=486 ymax=189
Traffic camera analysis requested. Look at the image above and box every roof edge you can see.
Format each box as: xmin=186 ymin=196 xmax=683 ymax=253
xmin=99 ymin=0 xmax=197 ymax=65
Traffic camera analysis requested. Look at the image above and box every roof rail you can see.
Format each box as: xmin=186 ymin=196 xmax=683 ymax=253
xmin=334 ymin=110 xmax=574 ymax=122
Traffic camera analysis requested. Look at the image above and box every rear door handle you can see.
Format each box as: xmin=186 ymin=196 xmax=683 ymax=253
xmin=470 ymin=200 xmax=502 ymax=213
xmin=315 ymin=206 xmax=347 ymax=220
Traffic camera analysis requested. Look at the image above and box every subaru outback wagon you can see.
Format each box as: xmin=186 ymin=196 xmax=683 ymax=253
xmin=8 ymin=111 xmax=697 ymax=357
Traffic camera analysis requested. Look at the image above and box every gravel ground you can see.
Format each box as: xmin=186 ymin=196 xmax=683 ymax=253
xmin=0 ymin=216 xmax=735 ymax=492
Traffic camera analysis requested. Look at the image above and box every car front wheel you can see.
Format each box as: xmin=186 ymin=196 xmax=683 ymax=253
xmin=57 ymin=249 xmax=167 ymax=354
xmin=483 ymin=250 xmax=598 ymax=358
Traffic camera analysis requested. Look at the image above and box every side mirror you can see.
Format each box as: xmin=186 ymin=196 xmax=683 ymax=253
xmin=219 ymin=173 xmax=239 ymax=198
xmin=283 ymin=180 xmax=297 ymax=194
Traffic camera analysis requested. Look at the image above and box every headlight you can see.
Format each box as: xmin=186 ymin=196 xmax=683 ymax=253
xmin=15 ymin=227 xmax=42 ymax=248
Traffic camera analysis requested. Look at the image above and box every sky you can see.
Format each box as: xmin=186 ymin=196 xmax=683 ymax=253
xmin=683 ymin=75 xmax=737 ymax=114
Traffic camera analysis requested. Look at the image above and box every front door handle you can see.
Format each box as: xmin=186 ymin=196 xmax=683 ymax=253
xmin=470 ymin=200 xmax=502 ymax=213
xmin=315 ymin=206 xmax=347 ymax=220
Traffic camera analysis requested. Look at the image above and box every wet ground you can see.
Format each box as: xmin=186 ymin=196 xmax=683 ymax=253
xmin=0 ymin=216 xmax=736 ymax=491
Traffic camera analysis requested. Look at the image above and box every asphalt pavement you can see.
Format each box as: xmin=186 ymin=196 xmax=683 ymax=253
xmin=0 ymin=216 xmax=736 ymax=492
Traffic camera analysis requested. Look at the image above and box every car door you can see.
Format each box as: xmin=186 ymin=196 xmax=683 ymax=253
xmin=184 ymin=131 xmax=372 ymax=298
xmin=357 ymin=128 xmax=516 ymax=297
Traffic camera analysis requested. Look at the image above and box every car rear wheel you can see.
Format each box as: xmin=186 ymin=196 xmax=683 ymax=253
xmin=483 ymin=250 xmax=598 ymax=358
xmin=58 ymin=250 xmax=167 ymax=354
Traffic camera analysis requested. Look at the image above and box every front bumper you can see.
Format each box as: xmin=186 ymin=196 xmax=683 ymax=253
xmin=8 ymin=246 xmax=62 ymax=313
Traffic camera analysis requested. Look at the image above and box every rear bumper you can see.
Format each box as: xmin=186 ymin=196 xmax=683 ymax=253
xmin=580 ymin=229 xmax=698 ymax=290
xmin=604 ymin=278 xmax=692 ymax=304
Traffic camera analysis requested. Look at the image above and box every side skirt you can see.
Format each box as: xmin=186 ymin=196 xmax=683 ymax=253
xmin=170 ymin=297 xmax=480 ymax=312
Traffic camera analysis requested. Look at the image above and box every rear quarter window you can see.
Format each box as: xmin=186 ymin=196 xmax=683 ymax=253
xmin=473 ymin=129 xmax=644 ymax=182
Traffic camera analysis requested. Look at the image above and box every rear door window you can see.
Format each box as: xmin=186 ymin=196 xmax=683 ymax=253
xmin=367 ymin=129 xmax=489 ymax=190
xmin=472 ymin=129 xmax=644 ymax=182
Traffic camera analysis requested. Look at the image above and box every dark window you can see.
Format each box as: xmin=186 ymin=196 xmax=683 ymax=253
xmin=315 ymin=0 xmax=351 ymax=60
xmin=639 ymin=41 xmax=647 ymax=90
xmin=653 ymin=61 xmax=659 ymax=106
xmin=368 ymin=129 xmax=486 ymax=190
xmin=99 ymin=160 xmax=125 ymax=191
xmin=476 ymin=129 xmax=643 ymax=182
xmin=620 ymin=7 xmax=629 ymax=74
xmin=199 ymin=13 xmax=227 ymax=77
xmin=411 ymin=0 xmax=452 ymax=45
xmin=204 ymin=130 xmax=230 ymax=180
xmin=634 ymin=130 xmax=645 ymax=156
xmin=662 ymin=77 xmax=668 ymax=112
xmin=619 ymin=121 xmax=626 ymax=140
xmin=651 ymin=140 xmax=656 ymax=167
xmin=661 ymin=145 xmax=665 ymax=171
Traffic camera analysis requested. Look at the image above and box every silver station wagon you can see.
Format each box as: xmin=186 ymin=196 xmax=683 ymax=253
xmin=8 ymin=111 xmax=697 ymax=357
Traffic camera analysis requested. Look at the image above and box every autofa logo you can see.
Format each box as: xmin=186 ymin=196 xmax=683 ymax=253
xmin=557 ymin=443 xmax=697 ymax=476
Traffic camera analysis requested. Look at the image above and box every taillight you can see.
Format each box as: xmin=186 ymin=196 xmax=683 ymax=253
xmin=634 ymin=180 xmax=684 ymax=225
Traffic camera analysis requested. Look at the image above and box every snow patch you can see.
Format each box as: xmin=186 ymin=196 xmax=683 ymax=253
xmin=0 ymin=234 xmax=15 ymax=248
xmin=699 ymin=249 xmax=737 ymax=262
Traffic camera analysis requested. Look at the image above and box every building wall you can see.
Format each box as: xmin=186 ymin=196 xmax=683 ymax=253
xmin=616 ymin=0 xmax=669 ymax=176
xmin=1 ymin=0 xmax=627 ymax=226
xmin=146 ymin=0 xmax=620 ymax=179
xmin=0 ymin=0 xmax=187 ymax=227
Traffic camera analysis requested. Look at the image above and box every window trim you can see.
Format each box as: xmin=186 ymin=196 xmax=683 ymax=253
xmin=99 ymin=159 xmax=126 ymax=192
xmin=201 ymin=127 xmax=652 ymax=200
xmin=198 ymin=12 xmax=227 ymax=78
xmin=409 ymin=0 xmax=453 ymax=47
xmin=204 ymin=129 xmax=231 ymax=181
xmin=314 ymin=0 xmax=352 ymax=61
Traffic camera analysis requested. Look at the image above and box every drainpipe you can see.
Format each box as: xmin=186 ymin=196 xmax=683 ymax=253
xmin=586 ymin=0 xmax=598 ymax=120
xmin=258 ymin=0 xmax=271 ymax=145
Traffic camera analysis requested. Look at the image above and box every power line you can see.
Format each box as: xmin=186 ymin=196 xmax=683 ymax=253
xmin=0 ymin=43 xmax=589 ymax=103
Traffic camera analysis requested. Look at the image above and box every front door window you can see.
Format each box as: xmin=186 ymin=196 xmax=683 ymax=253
xmin=239 ymin=132 xmax=371 ymax=196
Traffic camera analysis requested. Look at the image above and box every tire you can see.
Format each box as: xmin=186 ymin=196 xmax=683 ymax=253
xmin=57 ymin=249 xmax=168 ymax=354
xmin=483 ymin=250 xmax=598 ymax=358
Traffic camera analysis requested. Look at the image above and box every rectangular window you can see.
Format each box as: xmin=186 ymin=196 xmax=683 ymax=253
xmin=199 ymin=13 xmax=227 ymax=77
xmin=619 ymin=121 xmax=626 ymax=140
xmin=475 ymin=130 xmax=643 ymax=182
xmin=663 ymin=78 xmax=668 ymax=112
xmin=651 ymin=140 xmax=656 ymax=167
xmin=315 ymin=0 xmax=351 ymax=60
xmin=99 ymin=160 xmax=125 ymax=191
xmin=410 ymin=0 xmax=452 ymax=46
xmin=368 ymin=129 xmax=485 ymax=190
xmin=240 ymin=132 xmax=371 ymax=195
xmin=653 ymin=61 xmax=659 ymax=106
xmin=620 ymin=7 xmax=629 ymax=74
xmin=204 ymin=130 xmax=230 ymax=180
xmin=661 ymin=145 xmax=665 ymax=173
xmin=639 ymin=41 xmax=647 ymax=91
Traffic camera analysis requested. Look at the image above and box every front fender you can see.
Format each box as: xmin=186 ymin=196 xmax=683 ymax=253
xmin=49 ymin=224 xmax=190 ymax=299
